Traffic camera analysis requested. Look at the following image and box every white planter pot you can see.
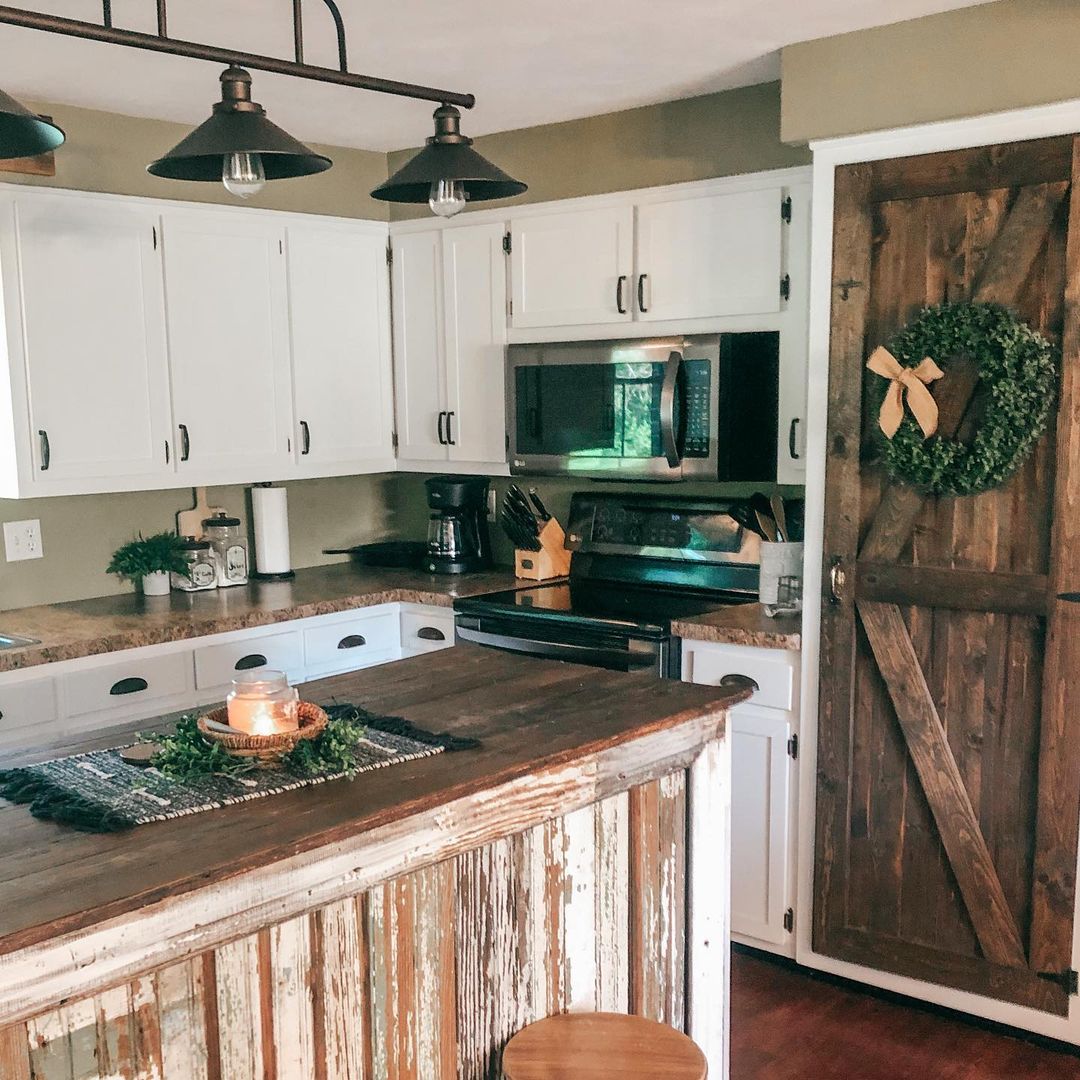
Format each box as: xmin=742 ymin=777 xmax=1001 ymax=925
xmin=141 ymin=571 xmax=171 ymax=597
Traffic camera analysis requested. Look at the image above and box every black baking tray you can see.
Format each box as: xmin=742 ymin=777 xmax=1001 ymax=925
xmin=323 ymin=541 xmax=427 ymax=569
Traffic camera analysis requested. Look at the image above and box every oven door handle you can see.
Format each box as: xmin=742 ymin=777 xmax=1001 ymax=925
xmin=660 ymin=350 xmax=684 ymax=469
xmin=456 ymin=625 xmax=658 ymax=670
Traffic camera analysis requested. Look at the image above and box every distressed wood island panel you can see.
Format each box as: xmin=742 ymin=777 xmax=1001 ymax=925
xmin=0 ymin=647 xmax=740 ymax=1079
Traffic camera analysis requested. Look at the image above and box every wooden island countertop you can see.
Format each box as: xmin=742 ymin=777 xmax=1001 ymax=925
xmin=0 ymin=645 xmax=746 ymax=1078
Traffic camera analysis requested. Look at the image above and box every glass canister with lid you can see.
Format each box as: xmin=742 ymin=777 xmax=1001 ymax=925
xmin=171 ymin=537 xmax=217 ymax=592
xmin=203 ymin=512 xmax=249 ymax=587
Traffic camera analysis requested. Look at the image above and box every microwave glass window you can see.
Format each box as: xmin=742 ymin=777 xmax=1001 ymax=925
xmin=515 ymin=357 xmax=665 ymax=460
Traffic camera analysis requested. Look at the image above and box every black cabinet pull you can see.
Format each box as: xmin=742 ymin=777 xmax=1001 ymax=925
xmin=38 ymin=429 xmax=50 ymax=471
xmin=234 ymin=653 xmax=267 ymax=670
xmin=616 ymin=274 xmax=627 ymax=314
xmin=179 ymin=423 xmax=190 ymax=462
xmin=416 ymin=626 xmax=446 ymax=642
xmin=446 ymin=411 xmax=456 ymax=446
xmin=637 ymin=273 xmax=649 ymax=313
xmin=337 ymin=634 xmax=367 ymax=650
xmin=300 ymin=420 xmax=311 ymax=455
xmin=719 ymin=673 xmax=759 ymax=693
xmin=788 ymin=418 xmax=801 ymax=460
xmin=437 ymin=410 xmax=447 ymax=445
xmin=110 ymin=676 xmax=148 ymax=696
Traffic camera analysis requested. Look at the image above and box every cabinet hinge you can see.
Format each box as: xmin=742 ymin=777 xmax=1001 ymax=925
xmin=780 ymin=274 xmax=791 ymax=301
xmin=152 ymin=225 xmax=157 ymax=250
xmin=783 ymin=908 xmax=794 ymax=933
xmin=787 ymin=733 xmax=799 ymax=760
xmin=386 ymin=244 xmax=393 ymax=267
xmin=781 ymin=196 xmax=792 ymax=224
xmin=502 ymin=231 xmax=512 ymax=255
xmin=391 ymin=431 xmax=399 ymax=451
xmin=1037 ymin=969 xmax=1080 ymax=996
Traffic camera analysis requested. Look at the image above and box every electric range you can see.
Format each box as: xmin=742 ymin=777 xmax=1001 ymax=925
xmin=453 ymin=490 xmax=761 ymax=678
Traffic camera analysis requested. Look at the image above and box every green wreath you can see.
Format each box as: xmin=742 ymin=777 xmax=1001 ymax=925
xmin=877 ymin=303 xmax=1058 ymax=496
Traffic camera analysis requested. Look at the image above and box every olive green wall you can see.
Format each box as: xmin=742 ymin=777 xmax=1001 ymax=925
xmin=780 ymin=0 xmax=1080 ymax=144
xmin=387 ymin=81 xmax=809 ymax=220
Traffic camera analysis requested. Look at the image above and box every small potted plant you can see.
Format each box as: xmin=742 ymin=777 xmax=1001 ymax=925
xmin=107 ymin=532 xmax=188 ymax=596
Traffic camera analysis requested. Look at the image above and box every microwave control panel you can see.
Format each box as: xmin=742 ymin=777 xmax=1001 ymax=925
xmin=683 ymin=358 xmax=712 ymax=458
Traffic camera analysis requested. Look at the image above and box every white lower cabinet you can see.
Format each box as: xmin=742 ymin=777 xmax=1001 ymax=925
xmin=400 ymin=604 xmax=456 ymax=657
xmin=683 ymin=639 xmax=800 ymax=957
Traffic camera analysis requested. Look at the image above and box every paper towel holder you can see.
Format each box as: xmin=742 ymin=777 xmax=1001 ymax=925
xmin=249 ymin=483 xmax=295 ymax=582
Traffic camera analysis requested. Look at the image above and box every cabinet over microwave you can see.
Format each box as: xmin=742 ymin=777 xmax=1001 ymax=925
xmin=507 ymin=332 xmax=779 ymax=482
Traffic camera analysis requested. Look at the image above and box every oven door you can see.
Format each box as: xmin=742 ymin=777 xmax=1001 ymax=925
xmin=455 ymin=613 xmax=671 ymax=675
xmin=507 ymin=336 xmax=719 ymax=481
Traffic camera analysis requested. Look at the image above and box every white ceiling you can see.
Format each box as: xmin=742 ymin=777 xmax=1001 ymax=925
xmin=0 ymin=0 xmax=994 ymax=151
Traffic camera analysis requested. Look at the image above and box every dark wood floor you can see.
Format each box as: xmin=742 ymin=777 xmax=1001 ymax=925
xmin=731 ymin=951 xmax=1080 ymax=1079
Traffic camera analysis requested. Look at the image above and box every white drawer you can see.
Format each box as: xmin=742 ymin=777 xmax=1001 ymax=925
xmin=63 ymin=652 xmax=194 ymax=720
xmin=400 ymin=608 xmax=455 ymax=654
xmin=684 ymin=642 xmax=797 ymax=712
xmin=0 ymin=677 xmax=58 ymax=733
xmin=194 ymin=631 xmax=304 ymax=691
xmin=303 ymin=610 xmax=399 ymax=672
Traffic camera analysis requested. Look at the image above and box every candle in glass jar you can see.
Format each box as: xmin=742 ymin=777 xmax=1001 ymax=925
xmin=226 ymin=670 xmax=299 ymax=736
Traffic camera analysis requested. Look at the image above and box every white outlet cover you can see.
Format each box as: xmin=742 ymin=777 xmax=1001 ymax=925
xmin=3 ymin=519 xmax=43 ymax=562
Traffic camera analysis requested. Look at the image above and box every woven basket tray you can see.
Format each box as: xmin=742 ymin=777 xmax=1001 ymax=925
xmin=198 ymin=701 xmax=328 ymax=766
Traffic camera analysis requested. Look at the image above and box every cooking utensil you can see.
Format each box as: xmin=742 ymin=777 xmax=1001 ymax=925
xmin=769 ymin=494 xmax=789 ymax=543
xmin=749 ymin=492 xmax=778 ymax=543
xmin=500 ymin=506 xmax=539 ymax=551
xmin=528 ymin=488 xmax=552 ymax=521
xmin=507 ymin=484 xmax=539 ymax=523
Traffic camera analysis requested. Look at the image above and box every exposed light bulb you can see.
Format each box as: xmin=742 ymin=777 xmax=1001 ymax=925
xmin=428 ymin=179 xmax=467 ymax=218
xmin=222 ymin=151 xmax=266 ymax=198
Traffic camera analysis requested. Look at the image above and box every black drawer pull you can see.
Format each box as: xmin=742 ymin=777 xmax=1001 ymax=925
xmin=234 ymin=653 xmax=268 ymax=670
xmin=337 ymin=634 xmax=367 ymax=650
xmin=110 ymin=676 xmax=148 ymax=696
xmin=416 ymin=626 xmax=446 ymax=642
xmin=719 ymin=673 xmax=759 ymax=693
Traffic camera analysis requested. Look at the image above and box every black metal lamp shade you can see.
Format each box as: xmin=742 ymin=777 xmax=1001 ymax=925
xmin=147 ymin=66 xmax=331 ymax=182
xmin=371 ymin=105 xmax=525 ymax=205
xmin=0 ymin=88 xmax=64 ymax=159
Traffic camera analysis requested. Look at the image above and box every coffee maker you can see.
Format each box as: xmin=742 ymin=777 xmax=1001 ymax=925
xmin=424 ymin=476 xmax=493 ymax=574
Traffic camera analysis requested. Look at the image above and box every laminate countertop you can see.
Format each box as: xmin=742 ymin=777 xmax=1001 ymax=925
xmin=0 ymin=564 xmax=541 ymax=673
xmin=673 ymin=604 xmax=802 ymax=651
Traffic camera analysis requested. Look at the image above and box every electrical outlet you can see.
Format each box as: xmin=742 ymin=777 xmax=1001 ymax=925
xmin=4 ymin=519 xmax=43 ymax=562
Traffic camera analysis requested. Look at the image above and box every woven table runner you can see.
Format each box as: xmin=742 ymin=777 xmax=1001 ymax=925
xmin=0 ymin=704 xmax=477 ymax=832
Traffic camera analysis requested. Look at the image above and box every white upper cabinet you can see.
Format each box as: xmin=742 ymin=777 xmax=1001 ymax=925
xmin=0 ymin=193 xmax=171 ymax=490
xmin=635 ymin=186 xmax=784 ymax=321
xmin=443 ymin=222 xmax=508 ymax=464
xmin=286 ymin=223 xmax=394 ymax=473
xmin=509 ymin=205 xmax=633 ymax=328
xmin=161 ymin=210 xmax=294 ymax=480
xmin=391 ymin=229 xmax=446 ymax=462
xmin=392 ymin=223 xmax=508 ymax=470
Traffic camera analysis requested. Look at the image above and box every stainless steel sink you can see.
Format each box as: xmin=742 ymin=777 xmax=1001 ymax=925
xmin=0 ymin=632 xmax=39 ymax=649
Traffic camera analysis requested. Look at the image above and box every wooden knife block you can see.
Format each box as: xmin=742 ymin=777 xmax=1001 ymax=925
xmin=515 ymin=518 xmax=572 ymax=581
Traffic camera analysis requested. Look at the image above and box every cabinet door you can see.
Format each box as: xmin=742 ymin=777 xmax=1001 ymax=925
xmin=391 ymin=230 xmax=447 ymax=461
xmin=161 ymin=211 xmax=293 ymax=477
xmin=287 ymin=223 xmax=393 ymax=471
xmin=443 ymin=222 xmax=508 ymax=465
xmin=635 ymin=187 xmax=783 ymax=321
xmin=510 ymin=205 xmax=633 ymax=328
xmin=10 ymin=194 xmax=171 ymax=483
xmin=730 ymin=706 xmax=793 ymax=947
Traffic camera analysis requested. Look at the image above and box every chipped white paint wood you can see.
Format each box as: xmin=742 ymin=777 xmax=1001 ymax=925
xmin=313 ymin=897 xmax=367 ymax=1080
xmin=156 ymin=958 xmax=210 ymax=1080
xmin=594 ymin=791 xmax=630 ymax=1013
xmin=562 ymin=803 xmax=599 ymax=1012
xmin=687 ymin=737 xmax=731 ymax=1079
xmin=214 ymin=934 xmax=263 ymax=1080
xmin=271 ymin=915 xmax=316 ymax=1080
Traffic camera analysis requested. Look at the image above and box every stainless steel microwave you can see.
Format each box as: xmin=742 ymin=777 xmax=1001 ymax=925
xmin=506 ymin=333 xmax=779 ymax=482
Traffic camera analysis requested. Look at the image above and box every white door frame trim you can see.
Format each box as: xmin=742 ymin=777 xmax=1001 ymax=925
xmin=797 ymin=96 xmax=1080 ymax=1044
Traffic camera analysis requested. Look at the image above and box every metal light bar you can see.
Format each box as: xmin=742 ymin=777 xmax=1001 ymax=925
xmin=0 ymin=2 xmax=475 ymax=109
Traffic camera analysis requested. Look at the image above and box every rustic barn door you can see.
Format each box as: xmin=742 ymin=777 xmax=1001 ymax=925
xmin=816 ymin=135 xmax=1080 ymax=1015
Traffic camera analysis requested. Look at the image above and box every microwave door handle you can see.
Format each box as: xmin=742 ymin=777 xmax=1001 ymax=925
xmin=660 ymin=350 xmax=683 ymax=468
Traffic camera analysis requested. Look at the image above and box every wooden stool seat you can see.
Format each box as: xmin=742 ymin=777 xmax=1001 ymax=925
xmin=502 ymin=1012 xmax=708 ymax=1079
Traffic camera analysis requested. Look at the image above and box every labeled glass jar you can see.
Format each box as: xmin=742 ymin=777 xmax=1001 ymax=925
xmin=171 ymin=537 xmax=217 ymax=592
xmin=203 ymin=512 xmax=248 ymax=587
xmin=226 ymin=670 xmax=299 ymax=735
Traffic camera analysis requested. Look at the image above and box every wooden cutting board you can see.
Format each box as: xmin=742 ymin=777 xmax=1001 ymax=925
xmin=176 ymin=487 xmax=225 ymax=540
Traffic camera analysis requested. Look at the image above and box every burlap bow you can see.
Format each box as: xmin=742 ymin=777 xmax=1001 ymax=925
xmin=866 ymin=346 xmax=945 ymax=439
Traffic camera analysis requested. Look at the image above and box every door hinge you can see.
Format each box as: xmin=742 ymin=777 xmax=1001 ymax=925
xmin=783 ymin=908 xmax=794 ymax=933
xmin=152 ymin=225 xmax=157 ymax=250
xmin=787 ymin=733 xmax=799 ymax=760
xmin=780 ymin=274 xmax=791 ymax=301
xmin=391 ymin=431 xmax=399 ymax=451
xmin=1037 ymin=969 xmax=1079 ymax=996
xmin=502 ymin=231 xmax=512 ymax=255
xmin=386 ymin=244 xmax=393 ymax=267
xmin=781 ymin=196 xmax=792 ymax=223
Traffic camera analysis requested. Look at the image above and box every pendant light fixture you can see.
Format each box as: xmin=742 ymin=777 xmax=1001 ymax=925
xmin=147 ymin=66 xmax=331 ymax=198
xmin=371 ymin=104 xmax=526 ymax=217
xmin=0 ymin=88 xmax=64 ymax=159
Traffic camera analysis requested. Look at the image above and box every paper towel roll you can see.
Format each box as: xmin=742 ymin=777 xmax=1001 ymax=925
xmin=250 ymin=486 xmax=292 ymax=577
